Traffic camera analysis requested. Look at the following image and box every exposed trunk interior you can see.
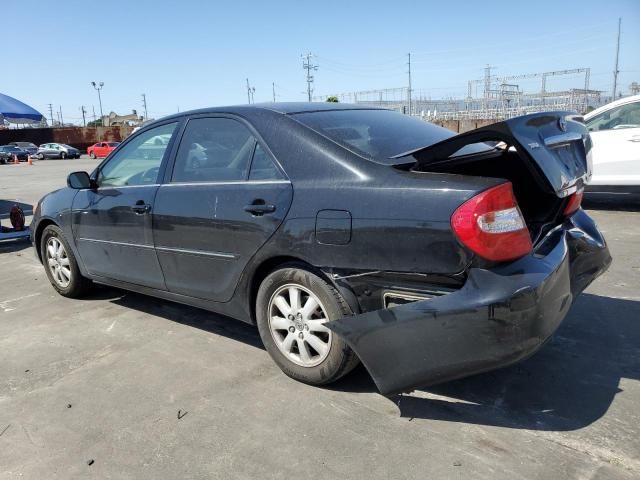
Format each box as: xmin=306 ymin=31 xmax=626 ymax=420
xmin=400 ymin=113 xmax=590 ymax=246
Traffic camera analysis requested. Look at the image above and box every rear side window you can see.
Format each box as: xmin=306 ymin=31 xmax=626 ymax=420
xmin=172 ymin=117 xmax=255 ymax=183
xmin=292 ymin=109 xmax=456 ymax=163
xmin=249 ymin=144 xmax=284 ymax=180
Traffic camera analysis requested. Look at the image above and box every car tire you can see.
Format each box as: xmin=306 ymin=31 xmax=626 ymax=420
xmin=256 ymin=263 xmax=359 ymax=386
xmin=38 ymin=153 xmax=45 ymax=160
xmin=60 ymin=152 xmax=67 ymax=159
xmin=40 ymin=225 xmax=91 ymax=298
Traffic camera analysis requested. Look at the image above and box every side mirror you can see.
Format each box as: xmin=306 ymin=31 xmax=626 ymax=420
xmin=67 ymin=171 xmax=92 ymax=189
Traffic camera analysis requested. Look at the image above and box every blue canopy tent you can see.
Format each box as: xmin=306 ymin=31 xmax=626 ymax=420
xmin=0 ymin=93 xmax=44 ymax=125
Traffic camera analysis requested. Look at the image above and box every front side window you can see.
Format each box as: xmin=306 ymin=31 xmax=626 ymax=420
xmin=587 ymin=102 xmax=640 ymax=132
xmin=171 ymin=117 xmax=255 ymax=182
xmin=98 ymin=122 xmax=177 ymax=187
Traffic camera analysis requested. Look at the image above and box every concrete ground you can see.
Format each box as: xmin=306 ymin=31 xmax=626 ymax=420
xmin=1 ymin=159 xmax=639 ymax=479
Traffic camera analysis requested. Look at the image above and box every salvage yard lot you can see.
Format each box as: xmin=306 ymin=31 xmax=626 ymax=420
xmin=1 ymin=159 xmax=639 ymax=479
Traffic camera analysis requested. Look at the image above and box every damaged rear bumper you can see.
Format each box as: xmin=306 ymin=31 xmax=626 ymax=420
xmin=326 ymin=209 xmax=611 ymax=396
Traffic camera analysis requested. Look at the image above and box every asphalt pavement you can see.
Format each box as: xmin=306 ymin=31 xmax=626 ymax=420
xmin=0 ymin=158 xmax=638 ymax=479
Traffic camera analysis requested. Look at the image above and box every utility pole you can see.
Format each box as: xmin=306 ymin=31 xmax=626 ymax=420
xmin=59 ymin=105 xmax=64 ymax=127
xmin=48 ymin=104 xmax=54 ymax=127
xmin=407 ymin=53 xmax=412 ymax=115
xmin=80 ymin=106 xmax=87 ymax=127
xmin=272 ymin=82 xmax=276 ymax=102
xmin=302 ymin=53 xmax=318 ymax=102
xmin=92 ymin=105 xmax=97 ymax=123
xmin=246 ymin=78 xmax=256 ymax=104
xmin=141 ymin=94 xmax=148 ymax=120
xmin=91 ymin=81 xmax=105 ymax=123
xmin=612 ymin=17 xmax=622 ymax=100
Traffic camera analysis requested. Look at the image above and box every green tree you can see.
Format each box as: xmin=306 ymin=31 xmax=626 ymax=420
xmin=326 ymin=96 xmax=339 ymax=103
xmin=87 ymin=119 xmax=103 ymax=127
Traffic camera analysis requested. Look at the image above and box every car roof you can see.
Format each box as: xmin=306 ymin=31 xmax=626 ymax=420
xmin=585 ymin=94 xmax=640 ymax=120
xmin=156 ymin=102 xmax=386 ymax=122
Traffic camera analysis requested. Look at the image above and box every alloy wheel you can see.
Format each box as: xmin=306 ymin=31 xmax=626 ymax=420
xmin=268 ymin=284 xmax=332 ymax=367
xmin=46 ymin=237 xmax=72 ymax=288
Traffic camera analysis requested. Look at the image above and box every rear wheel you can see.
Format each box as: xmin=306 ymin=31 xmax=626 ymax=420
xmin=40 ymin=225 xmax=90 ymax=298
xmin=256 ymin=264 xmax=359 ymax=386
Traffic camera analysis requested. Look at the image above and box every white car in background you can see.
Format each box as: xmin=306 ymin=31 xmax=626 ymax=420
xmin=584 ymin=94 xmax=640 ymax=193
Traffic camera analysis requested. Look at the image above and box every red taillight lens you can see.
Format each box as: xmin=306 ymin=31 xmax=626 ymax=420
xmin=451 ymin=182 xmax=533 ymax=262
xmin=563 ymin=189 xmax=583 ymax=216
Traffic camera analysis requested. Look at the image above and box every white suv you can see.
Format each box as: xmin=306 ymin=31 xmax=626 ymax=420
xmin=584 ymin=95 xmax=640 ymax=190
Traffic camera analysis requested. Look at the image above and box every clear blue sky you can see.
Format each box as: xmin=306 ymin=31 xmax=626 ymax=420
xmin=5 ymin=0 xmax=639 ymax=124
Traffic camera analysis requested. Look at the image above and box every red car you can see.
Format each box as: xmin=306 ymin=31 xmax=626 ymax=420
xmin=87 ymin=141 xmax=120 ymax=159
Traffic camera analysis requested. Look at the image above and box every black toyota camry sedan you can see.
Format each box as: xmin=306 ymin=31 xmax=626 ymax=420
xmin=32 ymin=103 xmax=611 ymax=395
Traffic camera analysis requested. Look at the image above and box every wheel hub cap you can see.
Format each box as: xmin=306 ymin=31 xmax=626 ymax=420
xmin=268 ymin=284 xmax=332 ymax=367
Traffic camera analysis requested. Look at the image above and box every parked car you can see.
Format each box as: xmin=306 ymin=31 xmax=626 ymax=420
xmin=37 ymin=143 xmax=81 ymax=159
xmin=584 ymin=94 xmax=640 ymax=193
xmin=0 ymin=145 xmax=29 ymax=161
xmin=0 ymin=149 xmax=12 ymax=164
xmin=8 ymin=141 xmax=38 ymax=156
xmin=31 ymin=104 xmax=611 ymax=395
xmin=87 ymin=141 xmax=120 ymax=159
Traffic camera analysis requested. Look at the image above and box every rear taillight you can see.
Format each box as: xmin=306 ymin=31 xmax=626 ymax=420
xmin=563 ymin=189 xmax=583 ymax=216
xmin=451 ymin=182 xmax=533 ymax=262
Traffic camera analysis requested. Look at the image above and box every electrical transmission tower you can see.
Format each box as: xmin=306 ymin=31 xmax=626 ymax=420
xmin=302 ymin=53 xmax=318 ymax=102
xmin=48 ymin=104 xmax=54 ymax=127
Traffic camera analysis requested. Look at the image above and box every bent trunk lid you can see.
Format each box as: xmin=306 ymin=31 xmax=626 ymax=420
xmin=406 ymin=112 xmax=592 ymax=198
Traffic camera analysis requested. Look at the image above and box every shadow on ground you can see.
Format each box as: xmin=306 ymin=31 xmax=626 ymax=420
xmin=583 ymin=192 xmax=640 ymax=212
xmin=88 ymin=286 xmax=265 ymax=350
xmin=80 ymin=286 xmax=639 ymax=432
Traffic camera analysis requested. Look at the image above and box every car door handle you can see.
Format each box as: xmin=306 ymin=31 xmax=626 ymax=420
xmin=131 ymin=202 xmax=151 ymax=214
xmin=244 ymin=201 xmax=276 ymax=216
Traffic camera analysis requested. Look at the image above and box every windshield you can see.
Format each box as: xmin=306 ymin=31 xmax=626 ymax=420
xmin=14 ymin=142 xmax=35 ymax=148
xmin=107 ymin=142 xmax=120 ymax=147
xmin=291 ymin=109 xmax=492 ymax=164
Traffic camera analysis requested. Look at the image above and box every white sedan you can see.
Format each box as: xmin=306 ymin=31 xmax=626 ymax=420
xmin=584 ymin=94 xmax=640 ymax=191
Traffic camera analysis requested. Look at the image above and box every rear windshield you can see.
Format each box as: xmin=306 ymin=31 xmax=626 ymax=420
xmin=107 ymin=142 xmax=120 ymax=147
xmin=291 ymin=109 xmax=492 ymax=164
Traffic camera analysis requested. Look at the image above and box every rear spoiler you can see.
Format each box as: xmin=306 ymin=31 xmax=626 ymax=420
xmin=404 ymin=112 xmax=592 ymax=198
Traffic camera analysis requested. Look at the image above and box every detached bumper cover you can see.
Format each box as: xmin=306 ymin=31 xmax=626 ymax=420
xmin=327 ymin=210 xmax=611 ymax=396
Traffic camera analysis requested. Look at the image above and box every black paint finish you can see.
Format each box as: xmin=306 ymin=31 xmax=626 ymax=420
xmin=327 ymin=210 xmax=611 ymax=395
xmin=31 ymin=103 xmax=611 ymax=394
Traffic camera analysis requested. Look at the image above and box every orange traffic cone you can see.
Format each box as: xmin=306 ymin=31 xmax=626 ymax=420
xmin=27 ymin=156 xmax=34 ymax=166
xmin=13 ymin=154 xmax=19 ymax=165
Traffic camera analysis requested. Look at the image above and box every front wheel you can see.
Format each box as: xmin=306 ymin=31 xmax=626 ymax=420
xmin=40 ymin=225 xmax=90 ymax=297
xmin=38 ymin=153 xmax=45 ymax=160
xmin=256 ymin=264 xmax=359 ymax=386
xmin=60 ymin=152 xmax=67 ymax=159
xmin=89 ymin=151 xmax=96 ymax=159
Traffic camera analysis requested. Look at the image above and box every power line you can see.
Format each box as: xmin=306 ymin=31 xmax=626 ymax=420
xmin=302 ymin=53 xmax=318 ymax=102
